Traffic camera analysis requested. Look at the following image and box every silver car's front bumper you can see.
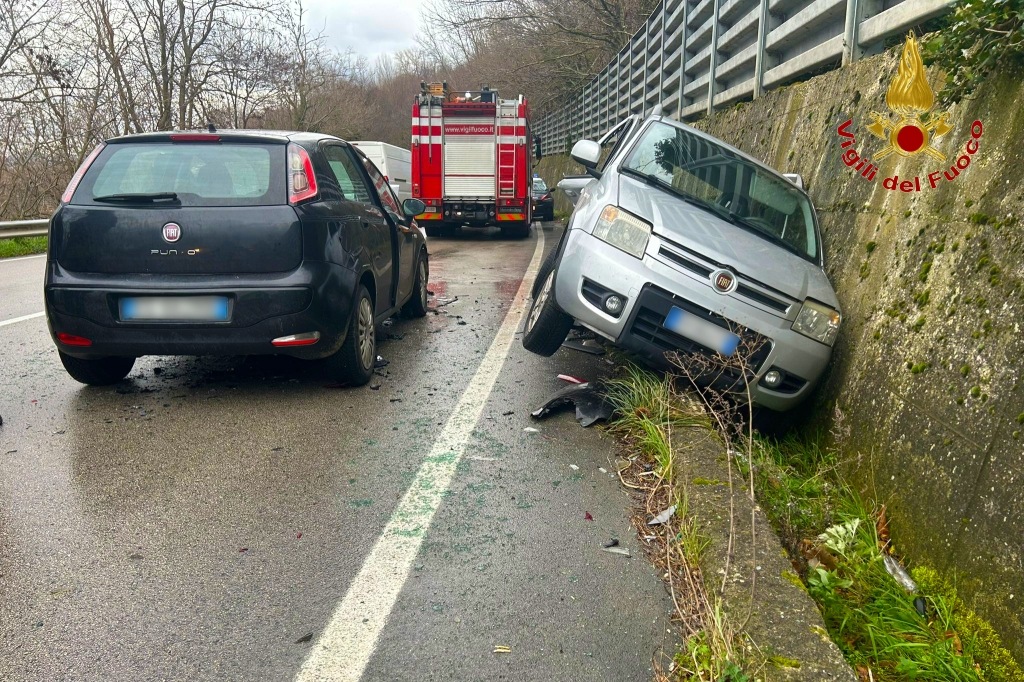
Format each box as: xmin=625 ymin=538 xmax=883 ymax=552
xmin=553 ymin=229 xmax=833 ymax=411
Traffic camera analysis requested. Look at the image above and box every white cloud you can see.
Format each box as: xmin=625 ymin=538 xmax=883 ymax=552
xmin=302 ymin=0 xmax=423 ymax=64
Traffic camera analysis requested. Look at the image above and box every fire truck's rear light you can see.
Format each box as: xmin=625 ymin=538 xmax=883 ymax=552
xmin=57 ymin=333 xmax=92 ymax=347
xmin=62 ymin=143 xmax=106 ymax=203
xmin=499 ymin=198 xmax=525 ymax=207
xmin=271 ymin=331 xmax=320 ymax=347
xmin=288 ymin=144 xmax=318 ymax=205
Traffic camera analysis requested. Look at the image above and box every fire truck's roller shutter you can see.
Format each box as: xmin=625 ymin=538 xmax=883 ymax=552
xmin=443 ymin=117 xmax=496 ymax=199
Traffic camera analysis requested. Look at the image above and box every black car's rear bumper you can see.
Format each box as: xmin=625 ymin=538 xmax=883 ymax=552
xmin=44 ymin=260 xmax=357 ymax=359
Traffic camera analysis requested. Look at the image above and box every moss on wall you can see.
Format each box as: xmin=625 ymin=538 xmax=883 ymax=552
xmin=697 ymin=52 xmax=1024 ymax=662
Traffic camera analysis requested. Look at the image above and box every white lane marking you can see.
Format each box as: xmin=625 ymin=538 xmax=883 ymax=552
xmin=0 ymin=254 xmax=46 ymax=264
xmin=0 ymin=311 xmax=44 ymax=328
xmin=295 ymin=230 xmax=546 ymax=682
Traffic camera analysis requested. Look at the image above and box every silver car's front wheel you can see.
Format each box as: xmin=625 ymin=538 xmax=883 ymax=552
xmin=522 ymin=259 xmax=573 ymax=357
xmin=527 ymin=271 xmax=554 ymax=333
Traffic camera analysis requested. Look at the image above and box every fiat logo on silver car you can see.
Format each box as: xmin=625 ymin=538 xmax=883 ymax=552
xmin=162 ymin=222 xmax=181 ymax=243
xmin=710 ymin=268 xmax=738 ymax=294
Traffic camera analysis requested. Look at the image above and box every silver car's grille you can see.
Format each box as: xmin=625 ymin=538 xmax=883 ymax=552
xmin=655 ymin=241 xmax=795 ymax=315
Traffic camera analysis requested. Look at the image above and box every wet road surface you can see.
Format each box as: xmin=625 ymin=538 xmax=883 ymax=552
xmin=0 ymin=225 xmax=673 ymax=681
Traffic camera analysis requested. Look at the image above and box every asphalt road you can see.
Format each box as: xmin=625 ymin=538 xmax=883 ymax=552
xmin=0 ymin=225 xmax=673 ymax=681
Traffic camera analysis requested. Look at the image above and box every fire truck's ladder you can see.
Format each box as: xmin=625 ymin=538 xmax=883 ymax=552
xmin=497 ymin=100 xmax=518 ymax=197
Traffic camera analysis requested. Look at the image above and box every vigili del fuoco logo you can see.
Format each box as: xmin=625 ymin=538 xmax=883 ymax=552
xmin=836 ymin=32 xmax=983 ymax=193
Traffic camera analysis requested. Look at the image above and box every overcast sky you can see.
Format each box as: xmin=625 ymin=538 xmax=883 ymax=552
xmin=303 ymin=0 xmax=425 ymax=64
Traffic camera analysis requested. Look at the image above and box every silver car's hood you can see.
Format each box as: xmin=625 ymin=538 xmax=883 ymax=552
xmin=616 ymin=174 xmax=839 ymax=307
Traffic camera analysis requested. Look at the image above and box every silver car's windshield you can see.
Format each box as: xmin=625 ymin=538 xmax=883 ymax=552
xmin=621 ymin=121 xmax=819 ymax=261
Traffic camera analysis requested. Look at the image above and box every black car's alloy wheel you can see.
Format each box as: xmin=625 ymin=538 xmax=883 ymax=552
xmin=324 ymin=285 xmax=376 ymax=386
xmin=402 ymin=253 xmax=429 ymax=318
xmin=58 ymin=352 xmax=135 ymax=386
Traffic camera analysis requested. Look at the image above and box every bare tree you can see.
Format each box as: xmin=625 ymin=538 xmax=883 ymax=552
xmin=425 ymin=0 xmax=659 ymax=111
xmin=0 ymin=0 xmax=56 ymax=103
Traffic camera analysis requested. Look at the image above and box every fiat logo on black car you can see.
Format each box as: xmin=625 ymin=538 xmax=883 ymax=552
xmin=711 ymin=269 xmax=737 ymax=294
xmin=162 ymin=222 xmax=181 ymax=243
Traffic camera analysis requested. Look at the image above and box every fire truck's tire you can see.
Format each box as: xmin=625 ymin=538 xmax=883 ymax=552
xmin=501 ymin=222 xmax=531 ymax=239
xmin=522 ymin=265 xmax=572 ymax=356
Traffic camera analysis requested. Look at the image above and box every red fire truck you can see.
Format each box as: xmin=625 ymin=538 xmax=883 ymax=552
xmin=411 ymin=82 xmax=533 ymax=238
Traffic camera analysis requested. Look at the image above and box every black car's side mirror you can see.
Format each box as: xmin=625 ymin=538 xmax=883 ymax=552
xmin=402 ymin=198 xmax=426 ymax=218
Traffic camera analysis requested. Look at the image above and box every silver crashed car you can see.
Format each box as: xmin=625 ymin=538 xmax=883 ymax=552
xmin=522 ymin=112 xmax=841 ymax=412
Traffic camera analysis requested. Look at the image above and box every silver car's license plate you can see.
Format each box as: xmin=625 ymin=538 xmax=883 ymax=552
xmin=665 ymin=307 xmax=739 ymax=356
xmin=120 ymin=296 xmax=230 ymax=322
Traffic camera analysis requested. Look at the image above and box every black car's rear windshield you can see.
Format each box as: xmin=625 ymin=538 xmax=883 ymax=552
xmin=74 ymin=142 xmax=286 ymax=206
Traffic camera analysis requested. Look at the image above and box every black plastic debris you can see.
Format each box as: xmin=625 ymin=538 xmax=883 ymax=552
xmin=530 ymin=381 xmax=614 ymax=427
xmin=374 ymin=356 xmax=389 ymax=368
xmin=561 ymin=338 xmax=605 ymax=356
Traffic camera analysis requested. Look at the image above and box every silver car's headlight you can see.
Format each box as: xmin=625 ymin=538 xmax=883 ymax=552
xmin=792 ymin=300 xmax=841 ymax=346
xmin=592 ymin=205 xmax=651 ymax=259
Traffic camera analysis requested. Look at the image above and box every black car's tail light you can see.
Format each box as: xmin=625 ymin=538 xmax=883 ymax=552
xmin=56 ymin=333 xmax=92 ymax=347
xmin=61 ymin=143 xmax=106 ymax=203
xmin=288 ymin=143 xmax=319 ymax=205
xmin=271 ymin=331 xmax=321 ymax=347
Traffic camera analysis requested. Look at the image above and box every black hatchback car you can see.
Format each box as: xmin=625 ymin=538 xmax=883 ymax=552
xmin=45 ymin=130 xmax=429 ymax=386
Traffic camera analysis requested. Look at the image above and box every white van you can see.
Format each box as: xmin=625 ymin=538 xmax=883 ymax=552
xmin=351 ymin=141 xmax=412 ymax=204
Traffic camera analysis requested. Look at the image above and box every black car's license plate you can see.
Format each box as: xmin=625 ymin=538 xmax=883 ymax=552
xmin=665 ymin=306 xmax=739 ymax=356
xmin=119 ymin=296 xmax=230 ymax=322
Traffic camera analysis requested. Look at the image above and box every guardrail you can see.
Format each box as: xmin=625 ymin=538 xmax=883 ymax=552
xmin=0 ymin=219 xmax=49 ymax=240
xmin=534 ymin=0 xmax=954 ymax=155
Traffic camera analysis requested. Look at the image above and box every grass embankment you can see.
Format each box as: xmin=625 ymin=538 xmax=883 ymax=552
xmin=604 ymin=365 xmax=1023 ymax=681
xmin=0 ymin=236 xmax=47 ymax=259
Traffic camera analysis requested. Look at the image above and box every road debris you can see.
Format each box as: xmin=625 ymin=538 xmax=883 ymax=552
xmin=561 ymin=338 xmax=605 ymax=355
xmin=603 ymin=538 xmax=619 ymax=548
xmin=882 ymin=553 xmax=918 ymax=592
xmin=556 ymin=374 xmax=585 ymax=384
xmin=295 ymin=632 xmax=314 ymax=644
xmin=569 ymin=464 xmax=579 ymax=471
xmin=493 ymin=645 xmax=512 ymax=654
xmin=601 ymin=546 xmax=631 ymax=557
xmin=584 ymin=512 xmax=594 ymax=521
xmin=523 ymin=427 xmax=539 ymax=433
xmin=374 ymin=356 xmax=389 ymax=368
xmin=647 ymin=504 xmax=677 ymax=526
xmin=531 ymin=381 xmax=614 ymax=427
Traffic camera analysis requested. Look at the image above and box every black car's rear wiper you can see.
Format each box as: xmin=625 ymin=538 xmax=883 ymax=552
xmin=93 ymin=192 xmax=179 ymax=203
